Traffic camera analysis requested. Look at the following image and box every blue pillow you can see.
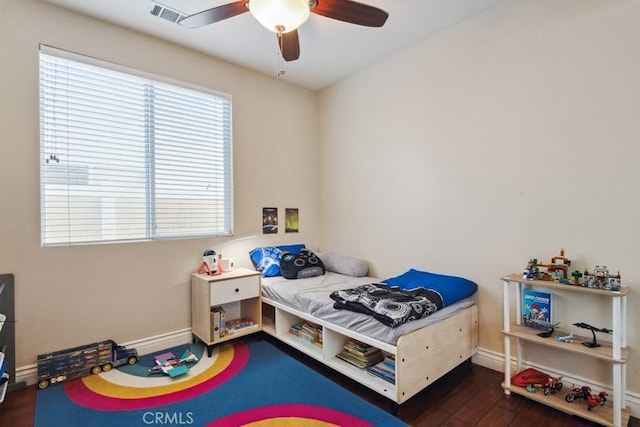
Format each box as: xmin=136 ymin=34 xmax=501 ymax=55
xmin=249 ymin=244 xmax=305 ymax=277
xmin=382 ymin=269 xmax=477 ymax=307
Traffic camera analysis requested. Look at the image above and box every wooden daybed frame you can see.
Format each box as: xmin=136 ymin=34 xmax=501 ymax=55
xmin=261 ymin=294 xmax=479 ymax=409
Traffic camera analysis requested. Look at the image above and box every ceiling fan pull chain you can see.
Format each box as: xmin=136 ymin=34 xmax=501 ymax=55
xmin=277 ymin=58 xmax=286 ymax=77
xmin=277 ymin=30 xmax=286 ymax=77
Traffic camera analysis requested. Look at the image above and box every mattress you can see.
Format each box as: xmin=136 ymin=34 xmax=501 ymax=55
xmin=261 ymin=272 xmax=475 ymax=345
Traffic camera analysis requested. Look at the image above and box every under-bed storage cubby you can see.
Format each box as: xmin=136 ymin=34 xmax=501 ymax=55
xmin=262 ymin=298 xmax=400 ymax=401
xmin=261 ymin=302 xmax=276 ymax=332
xmin=323 ymin=328 xmax=397 ymax=400
xmin=268 ymin=304 xmax=324 ymax=360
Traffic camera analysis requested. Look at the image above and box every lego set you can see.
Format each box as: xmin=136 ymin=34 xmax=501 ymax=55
xmin=523 ymin=249 xmax=621 ymax=291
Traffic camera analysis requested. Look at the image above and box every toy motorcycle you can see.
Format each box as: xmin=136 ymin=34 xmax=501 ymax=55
xmin=543 ymin=376 xmax=563 ymax=395
xmin=565 ymin=386 xmax=592 ymax=402
xmin=587 ymin=391 xmax=608 ymax=411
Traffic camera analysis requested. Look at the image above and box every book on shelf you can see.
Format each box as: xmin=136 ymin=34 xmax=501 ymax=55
xmin=365 ymin=365 xmax=395 ymax=384
xmin=210 ymin=306 xmax=226 ymax=340
xmin=289 ymin=321 xmax=323 ymax=347
xmin=336 ymin=339 xmax=384 ymax=368
xmin=224 ymin=316 xmax=257 ymax=335
xmin=365 ymin=352 xmax=396 ymax=384
xmin=381 ymin=353 xmax=396 ymax=370
xmin=522 ymin=289 xmax=553 ymax=330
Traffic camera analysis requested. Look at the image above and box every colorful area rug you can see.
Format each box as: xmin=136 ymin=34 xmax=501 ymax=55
xmin=35 ymin=336 xmax=407 ymax=426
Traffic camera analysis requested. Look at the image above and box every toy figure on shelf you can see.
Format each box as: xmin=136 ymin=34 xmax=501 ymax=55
xmin=583 ymin=265 xmax=622 ymax=291
xmin=549 ymin=249 xmax=572 ymax=281
xmin=571 ymin=270 xmax=583 ymax=285
xmin=523 ymin=258 xmax=550 ymax=280
xmin=523 ymin=259 xmax=537 ymax=280
xmin=523 ymin=249 xmax=572 ymax=282
xmin=573 ymin=322 xmax=612 ymax=348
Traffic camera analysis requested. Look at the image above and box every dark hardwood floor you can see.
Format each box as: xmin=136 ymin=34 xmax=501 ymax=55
xmin=2 ymin=335 xmax=637 ymax=426
xmin=265 ymin=335 xmax=638 ymax=427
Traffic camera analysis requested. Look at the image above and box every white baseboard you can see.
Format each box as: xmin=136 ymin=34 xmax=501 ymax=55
xmin=16 ymin=328 xmax=193 ymax=387
xmin=472 ymin=347 xmax=506 ymax=372
xmin=473 ymin=347 xmax=640 ymax=419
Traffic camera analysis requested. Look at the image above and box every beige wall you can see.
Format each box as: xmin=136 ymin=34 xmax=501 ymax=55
xmin=0 ymin=0 xmax=318 ymax=365
xmin=318 ymin=0 xmax=640 ymax=394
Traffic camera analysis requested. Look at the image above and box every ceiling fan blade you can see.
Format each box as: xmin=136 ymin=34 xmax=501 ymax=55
xmin=178 ymin=1 xmax=249 ymax=29
xmin=278 ymin=30 xmax=301 ymax=62
xmin=312 ymin=0 xmax=389 ymax=27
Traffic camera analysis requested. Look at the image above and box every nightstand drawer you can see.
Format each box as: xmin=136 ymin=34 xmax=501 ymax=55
xmin=210 ymin=275 xmax=260 ymax=305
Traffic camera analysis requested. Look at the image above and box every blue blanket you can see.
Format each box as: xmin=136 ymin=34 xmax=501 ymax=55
xmin=382 ymin=269 xmax=478 ymax=307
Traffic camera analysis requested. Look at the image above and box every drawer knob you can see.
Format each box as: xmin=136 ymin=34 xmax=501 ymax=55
xmin=235 ymin=288 xmax=239 ymax=293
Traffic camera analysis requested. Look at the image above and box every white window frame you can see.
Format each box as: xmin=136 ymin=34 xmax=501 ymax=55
xmin=39 ymin=45 xmax=233 ymax=246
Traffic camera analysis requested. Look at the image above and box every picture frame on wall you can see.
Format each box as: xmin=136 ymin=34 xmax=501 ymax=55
xmin=285 ymin=208 xmax=299 ymax=233
xmin=262 ymin=207 xmax=278 ymax=234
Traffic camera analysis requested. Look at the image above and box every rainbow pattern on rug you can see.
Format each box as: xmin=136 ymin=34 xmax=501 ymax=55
xmin=63 ymin=339 xmax=247 ymax=411
xmin=35 ymin=337 xmax=408 ymax=427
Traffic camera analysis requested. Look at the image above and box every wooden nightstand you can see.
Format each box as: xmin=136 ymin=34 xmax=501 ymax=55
xmin=191 ymin=268 xmax=262 ymax=356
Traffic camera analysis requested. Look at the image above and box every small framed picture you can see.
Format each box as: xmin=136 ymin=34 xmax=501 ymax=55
xmin=285 ymin=208 xmax=299 ymax=233
xmin=262 ymin=207 xmax=278 ymax=234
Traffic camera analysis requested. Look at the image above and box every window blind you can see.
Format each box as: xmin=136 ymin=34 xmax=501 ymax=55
xmin=39 ymin=46 xmax=233 ymax=246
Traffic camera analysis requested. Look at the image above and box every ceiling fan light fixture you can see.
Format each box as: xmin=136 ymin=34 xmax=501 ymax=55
xmin=249 ymin=0 xmax=311 ymax=33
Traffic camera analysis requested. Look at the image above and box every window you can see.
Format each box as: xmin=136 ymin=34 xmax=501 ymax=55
xmin=39 ymin=46 xmax=233 ymax=246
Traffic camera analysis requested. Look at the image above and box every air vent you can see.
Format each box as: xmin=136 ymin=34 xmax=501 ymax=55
xmin=149 ymin=1 xmax=186 ymax=24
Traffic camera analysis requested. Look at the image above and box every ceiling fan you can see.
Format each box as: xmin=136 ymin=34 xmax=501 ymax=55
xmin=178 ymin=0 xmax=389 ymax=62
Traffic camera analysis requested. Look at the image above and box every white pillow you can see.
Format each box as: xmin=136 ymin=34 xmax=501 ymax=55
xmin=317 ymin=252 xmax=369 ymax=277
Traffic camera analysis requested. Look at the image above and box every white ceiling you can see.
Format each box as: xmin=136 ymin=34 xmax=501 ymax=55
xmin=42 ymin=0 xmax=503 ymax=90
